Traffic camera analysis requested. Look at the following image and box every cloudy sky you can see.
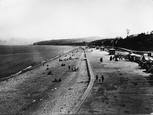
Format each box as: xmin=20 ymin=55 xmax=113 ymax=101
xmin=0 ymin=0 xmax=153 ymax=45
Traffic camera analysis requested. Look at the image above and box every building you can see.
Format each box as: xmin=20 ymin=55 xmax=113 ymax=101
xmin=109 ymin=48 xmax=115 ymax=55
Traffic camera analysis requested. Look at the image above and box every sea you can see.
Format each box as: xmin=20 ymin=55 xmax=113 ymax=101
xmin=0 ymin=45 xmax=75 ymax=79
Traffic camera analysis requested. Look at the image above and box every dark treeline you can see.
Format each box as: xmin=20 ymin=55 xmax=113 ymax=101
xmin=33 ymin=40 xmax=86 ymax=46
xmin=33 ymin=39 xmax=89 ymax=46
xmin=90 ymin=31 xmax=153 ymax=51
xmin=33 ymin=37 xmax=103 ymax=46
xmin=33 ymin=32 xmax=153 ymax=51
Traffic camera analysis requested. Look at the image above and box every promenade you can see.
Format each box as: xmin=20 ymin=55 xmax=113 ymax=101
xmin=78 ymin=48 xmax=153 ymax=115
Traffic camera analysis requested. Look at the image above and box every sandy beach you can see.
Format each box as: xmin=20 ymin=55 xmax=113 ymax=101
xmin=77 ymin=48 xmax=153 ymax=115
xmin=0 ymin=47 xmax=90 ymax=115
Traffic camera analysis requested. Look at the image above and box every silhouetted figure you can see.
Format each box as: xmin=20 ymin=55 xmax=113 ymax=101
xmin=53 ymin=78 xmax=57 ymax=82
xmin=98 ymin=76 xmax=102 ymax=83
xmin=118 ymin=54 xmax=122 ymax=60
xmin=47 ymin=70 xmax=52 ymax=75
xmin=58 ymin=78 xmax=61 ymax=82
xmin=72 ymin=67 xmax=79 ymax=71
xmin=101 ymin=75 xmax=104 ymax=83
xmin=96 ymin=75 xmax=99 ymax=81
xmin=72 ymin=67 xmax=74 ymax=71
xmin=142 ymin=55 xmax=145 ymax=62
xmin=84 ymin=53 xmax=86 ymax=57
xmin=69 ymin=57 xmax=72 ymax=60
xmin=114 ymin=55 xmax=118 ymax=61
xmin=61 ymin=63 xmax=65 ymax=66
xmin=110 ymin=56 xmax=112 ymax=61
xmin=68 ymin=65 xmax=71 ymax=69
xmin=100 ymin=57 xmax=103 ymax=62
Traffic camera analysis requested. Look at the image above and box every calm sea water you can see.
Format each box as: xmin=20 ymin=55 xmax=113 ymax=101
xmin=0 ymin=45 xmax=75 ymax=78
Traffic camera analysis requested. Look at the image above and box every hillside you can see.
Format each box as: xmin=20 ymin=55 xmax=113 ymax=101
xmin=33 ymin=32 xmax=153 ymax=51
xmin=90 ymin=32 xmax=153 ymax=51
xmin=33 ymin=37 xmax=104 ymax=46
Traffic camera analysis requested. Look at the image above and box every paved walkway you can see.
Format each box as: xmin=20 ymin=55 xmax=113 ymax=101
xmin=77 ymin=48 xmax=153 ymax=115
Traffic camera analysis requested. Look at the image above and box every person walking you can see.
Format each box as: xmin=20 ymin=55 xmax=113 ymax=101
xmin=100 ymin=57 xmax=103 ymax=62
xmin=96 ymin=75 xmax=99 ymax=81
xmin=110 ymin=56 xmax=112 ymax=61
xmin=101 ymin=75 xmax=104 ymax=83
xmin=68 ymin=65 xmax=71 ymax=70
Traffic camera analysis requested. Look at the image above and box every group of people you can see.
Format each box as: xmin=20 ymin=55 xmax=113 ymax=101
xmin=68 ymin=65 xmax=79 ymax=71
xmin=110 ymin=54 xmax=124 ymax=61
xmin=96 ymin=75 xmax=104 ymax=83
xmin=52 ymin=78 xmax=61 ymax=82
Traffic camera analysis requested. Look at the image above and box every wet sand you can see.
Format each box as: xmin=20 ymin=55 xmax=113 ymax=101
xmin=77 ymin=48 xmax=153 ymax=115
xmin=0 ymin=47 xmax=89 ymax=115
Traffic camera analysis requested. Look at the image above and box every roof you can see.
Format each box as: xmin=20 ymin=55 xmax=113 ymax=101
xmin=130 ymin=53 xmax=141 ymax=57
xmin=109 ymin=48 xmax=115 ymax=51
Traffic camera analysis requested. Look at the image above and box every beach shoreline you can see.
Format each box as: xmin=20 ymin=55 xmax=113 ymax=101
xmin=0 ymin=45 xmax=75 ymax=79
xmin=0 ymin=46 xmax=78 ymax=82
xmin=0 ymin=46 xmax=91 ymax=115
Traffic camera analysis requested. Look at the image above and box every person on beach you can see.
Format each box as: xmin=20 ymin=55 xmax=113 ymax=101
xmin=97 ymin=75 xmax=103 ymax=83
xmin=47 ymin=70 xmax=52 ymax=75
xmin=101 ymin=75 xmax=104 ymax=83
xmin=110 ymin=56 xmax=112 ymax=61
xmin=114 ymin=55 xmax=118 ymax=61
xmin=53 ymin=78 xmax=57 ymax=82
xmin=58 ymin=78 xmax=61 ymax=82
xmin=100 ymin=57 xmax=103 ymax=62
xmin=96 ymin=75 xmax=99 ymax=81
xmin=68 ymin=65 xmax=71 ymax=70
xmin=84 ymin=53 xmax=86 ymax=57
xmin=72 ymin=67 xmax=74 ymax=71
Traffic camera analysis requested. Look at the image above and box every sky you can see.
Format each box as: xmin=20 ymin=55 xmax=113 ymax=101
xmin=0 ymin=0 xmax=153 ymax=45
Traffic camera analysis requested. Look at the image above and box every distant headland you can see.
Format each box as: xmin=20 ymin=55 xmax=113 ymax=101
xmin=33 ymin=31 xmax=153 ymax=51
